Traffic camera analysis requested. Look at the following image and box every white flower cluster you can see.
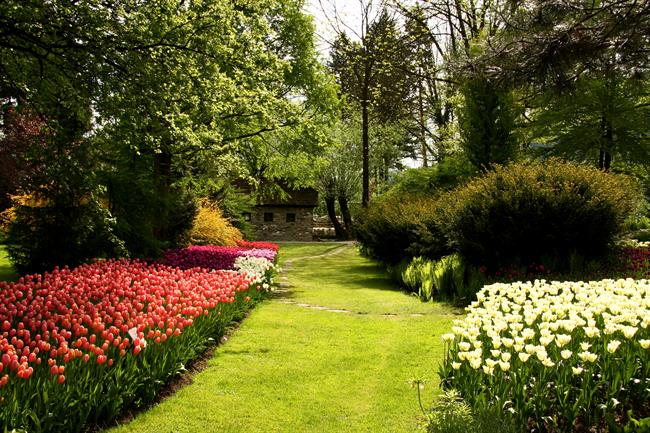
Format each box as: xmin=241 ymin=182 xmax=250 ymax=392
xmin=441 ymin=278 xmax=650 ymax=428
xmin=619 ymin=238 xmax=650 ymax=248
xmin=233 ymin=255 xmax=279 ymax=290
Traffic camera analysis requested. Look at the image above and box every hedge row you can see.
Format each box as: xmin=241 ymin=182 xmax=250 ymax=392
xmin=358 ymin=159 xmax=641 ymax=273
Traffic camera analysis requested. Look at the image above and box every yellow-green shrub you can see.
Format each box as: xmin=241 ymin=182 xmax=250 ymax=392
xmin=189 ymin=200 xmax=243 ymax=246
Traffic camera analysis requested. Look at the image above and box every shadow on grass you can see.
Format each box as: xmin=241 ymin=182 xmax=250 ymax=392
xmin=218 ymin=347 xmax=272 ymax=357
xmin=269 ymin=290 xmax=298 ymax=300
xmin=0 ymin=266 xmax=17 ymax=282
xmin=304 ymin=261 xmax=404 ymax=293
xmin=341 ymin=276 xmax=398 ymax=291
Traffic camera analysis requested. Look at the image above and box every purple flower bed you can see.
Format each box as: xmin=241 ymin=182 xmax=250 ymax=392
xmin=162 ymin=245 xmax=277 ymax=271
xmin=240 ymin=248 xmax=277 ymax=262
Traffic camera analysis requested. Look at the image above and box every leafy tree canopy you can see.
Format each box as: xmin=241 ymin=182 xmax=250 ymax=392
xmin=0 ymin=0 xmax=339 ymax=267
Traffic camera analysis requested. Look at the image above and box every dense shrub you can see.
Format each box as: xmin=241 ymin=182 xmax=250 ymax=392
xmin=189 ymin=199 xmax=243 ymax=246
xmin=355 ymin=194 xmax=451 ymax=264
xmin=437 ymin=159 xmax=641 ymax=271
xmin=5 ymin=194 xmax=126 ymax=274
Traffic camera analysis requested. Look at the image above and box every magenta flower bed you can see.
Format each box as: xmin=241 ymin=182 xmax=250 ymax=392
xmin=162 ymin=244 xmax=278 ymax=271
xmin=163 ymin=245 xmax=247 ymax=270
xmin=618 ymin=246 xmax=650 ymax=279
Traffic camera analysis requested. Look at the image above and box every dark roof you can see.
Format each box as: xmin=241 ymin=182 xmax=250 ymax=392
xmin=234 ymin=179 xmax=318 ymax=207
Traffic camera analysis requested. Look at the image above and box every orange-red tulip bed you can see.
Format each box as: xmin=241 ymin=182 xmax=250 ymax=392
xmin=0 ymin=243 xmax=278 ymax=432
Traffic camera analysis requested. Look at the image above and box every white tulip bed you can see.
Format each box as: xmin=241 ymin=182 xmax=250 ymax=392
xmin=439 ymin=279 xmax=650 ymax=431
xmin=233 ymin=255 xmax=279 ymax=290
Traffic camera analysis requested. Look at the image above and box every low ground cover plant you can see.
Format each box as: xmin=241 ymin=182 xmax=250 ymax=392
xmin=397 ymin=243 xmax=650 ymax=302
xmin=439 ymin=279 xmax=650 ymax=432
xmin=394 ymin=254 xmax=486 ymax=302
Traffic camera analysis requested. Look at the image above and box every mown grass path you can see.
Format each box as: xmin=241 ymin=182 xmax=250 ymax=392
xmin=111 ymin=243 xmax=460 ymax=433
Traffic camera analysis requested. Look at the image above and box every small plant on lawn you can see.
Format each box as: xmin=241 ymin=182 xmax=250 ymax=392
xmin=424 ymin=390 xmax=520 ymax=433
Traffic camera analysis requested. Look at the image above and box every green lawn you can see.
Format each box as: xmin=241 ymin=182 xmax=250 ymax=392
xmin=0 ymin=245 xmax=17 ymax=282
xmin=110 ymin=243 xmax=459 ymax=433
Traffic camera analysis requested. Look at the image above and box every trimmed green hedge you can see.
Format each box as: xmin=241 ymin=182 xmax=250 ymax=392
xmin=358 ymin=159 xmax=642 ymax=282
xmin=355 ymin=195 xmax=450 ymax=265
xmin=437 ymin=159 xmax=641 ymax=270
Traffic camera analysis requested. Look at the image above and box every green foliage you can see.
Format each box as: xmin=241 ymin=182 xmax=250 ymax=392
xmin=396 ymin=255 xmax=487 ymax=302
xmin=6 ymin=197 xmax=126 ymax=274
xmin=329 ymin=8 xmax=415 ymax=205
xmin=479 ymin=1 xmax=650 ymax=88
xmin=428 ymin=255 xmax=479 ymax=301
xmin=1 ymin=0 xmax=338 ymax=264
xmin=529 ymin=74 xmax=650 ymax=170
xmin=108 ymin=166 xmax=197 ymax=258
xmin=458 ymin=76 xmax=518 ymax=171
xmin=437 ymin=159 xmax=642 ymax=271
xmin=384 ymin=155 xmax=475 ymax=198
xmin=2 ymin=100 xmax=130 ymax=273
xmin=609 ymin=413 xmax=650 ymax=433
xmin=398 ymin=257 xmax=436 ymax=300
xmin=355 ymin=194 xmax=450 ymax=265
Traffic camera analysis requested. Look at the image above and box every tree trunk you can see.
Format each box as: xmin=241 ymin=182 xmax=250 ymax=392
xmin=153 ymin=148 xmax=172 ymax=240
xmin=599 ymin=115 xmax=613 ymax=171
xmin=418 ymin=79 xmax=428 ymax=167
xmin=362 ymin=97 xmax=370 ymax=207
xmin=325 ymin=193 xmax=345 ymax=239
xmin=338 ymin=194 xmax=353 ymax=238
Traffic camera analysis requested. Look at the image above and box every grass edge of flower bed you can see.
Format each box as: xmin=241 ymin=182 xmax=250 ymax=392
xmin=93 ymin=287 xmax=267 ymax=432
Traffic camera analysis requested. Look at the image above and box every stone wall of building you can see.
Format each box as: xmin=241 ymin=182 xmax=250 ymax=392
xmin=251 ymin=206 xmax=313 ymax=241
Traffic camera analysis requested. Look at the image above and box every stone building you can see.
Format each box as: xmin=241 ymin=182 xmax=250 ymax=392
xmin=242 ymin=183 xmax=318 ymax=242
